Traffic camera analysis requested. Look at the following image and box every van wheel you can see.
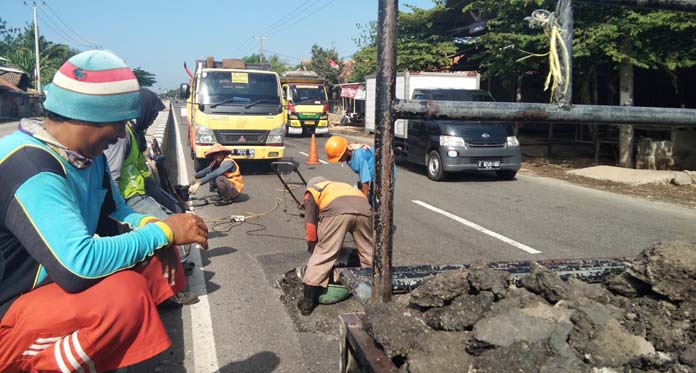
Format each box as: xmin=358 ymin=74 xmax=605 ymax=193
xmin=426 ymin=150 xmax=445 ymax=181
xmin=496 ymin=170 xmax=517 ymax=180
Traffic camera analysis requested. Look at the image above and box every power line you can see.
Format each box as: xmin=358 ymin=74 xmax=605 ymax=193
xmin=228 ymin=0 xmax=325 ymax=58
xmin=44 ymin=3 xmax=98 ymax=48
xmin=260 ymin=0 xmax=315 ymax=35
xmin=263 ymin=48 xmax=302 ymax=61
xmin=229 ymin=36 xmax=256 ymax=57
xmin=38 ymin=9 xmax=92 ymax=48
xmin=266 ymin=0 xmax=337 ymax=37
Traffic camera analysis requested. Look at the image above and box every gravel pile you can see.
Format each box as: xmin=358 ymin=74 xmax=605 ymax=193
xmin=365 ymin=241 xmax=696 ymax=373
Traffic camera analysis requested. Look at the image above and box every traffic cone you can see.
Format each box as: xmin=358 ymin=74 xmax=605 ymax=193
xmin=306 ymin=134 xmax=320 ymax=165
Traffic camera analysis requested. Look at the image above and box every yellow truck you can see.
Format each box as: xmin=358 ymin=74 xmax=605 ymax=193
xmin=280 ymin=71 xmax=329 ymax=136
xmin=179 ymin=58 xmax=285 ymax=170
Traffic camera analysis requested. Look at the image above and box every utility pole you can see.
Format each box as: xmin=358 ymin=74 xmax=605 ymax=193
xmin=25 ymin=1 xmax=44 ymax=94
xmin=253 ymin=35 xmax=268 ymax=64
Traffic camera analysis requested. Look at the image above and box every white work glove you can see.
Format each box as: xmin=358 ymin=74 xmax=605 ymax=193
xmin=188 ymin=182 xmax=201 ymax=195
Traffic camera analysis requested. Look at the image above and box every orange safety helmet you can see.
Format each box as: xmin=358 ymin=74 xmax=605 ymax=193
xmin=324 ymin=135 xmax=349 ymax=163
xmin=204 ymin=143 xmax=231 ymax=159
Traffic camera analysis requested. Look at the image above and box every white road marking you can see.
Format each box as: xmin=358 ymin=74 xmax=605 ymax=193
xmin=298 ymin=151 xmax=328 ymax=164
xmin=172 ymin=105 xmax=220 ymax=373
xmin=412 ymin=200 xmax=542 ymax=254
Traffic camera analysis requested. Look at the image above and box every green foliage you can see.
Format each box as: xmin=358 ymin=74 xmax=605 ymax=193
xmin=132 ymin=67 xmax=156 ymax=87
xmin=461 ymin=0 xmax=696 ymax=84
xmin=307 ymin=44 xmax=342 ymax=85
xmin=0 ymin=19 xmax=78 ymax=89
xmin=242 ymin=54 xmax=291 ymax=75
xmin=349 ymin=3 xmax=457 ymax=82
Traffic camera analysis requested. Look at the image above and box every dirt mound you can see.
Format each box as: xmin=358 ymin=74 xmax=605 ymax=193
xmin=365 ymin=241 xmax=696 ymax=372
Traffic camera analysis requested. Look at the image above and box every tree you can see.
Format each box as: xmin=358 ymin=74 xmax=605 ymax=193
xmin=307 ymin=44 xmax=342 ymax=85
xmin=459 ymin=0 xmax=696 ymax=99
xmin=0 ymin=20 xmax=78 ymax=89
xmin=349 ymin=4 xmax=457 ymax=82
xmin=242 ymin=54 xmax=291 ymax=75
xmin=132 ymin=67 xmax=156 ymax=87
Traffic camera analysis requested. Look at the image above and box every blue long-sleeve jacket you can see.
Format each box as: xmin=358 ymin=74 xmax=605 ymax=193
xmin=0 ymin=130 xmax=172 ymax=318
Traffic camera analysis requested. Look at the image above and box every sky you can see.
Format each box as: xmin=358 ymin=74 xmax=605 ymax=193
xmin=2 ymin=0 xmax=437 ymax=91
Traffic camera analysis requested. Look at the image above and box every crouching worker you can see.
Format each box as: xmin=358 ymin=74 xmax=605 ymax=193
xmin=188 ymin=143 xmax=244 ymax=205
xmin=298 ymin=177 xmax=374 ymax=316
xmin=0 ymin=50 xmax=209 ymax=372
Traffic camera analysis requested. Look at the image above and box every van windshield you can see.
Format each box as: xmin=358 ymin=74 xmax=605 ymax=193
xmin=290 ymin=84 xmax=326 ymax=104
xmin=198 ymin=71 xmax=280 ymax=106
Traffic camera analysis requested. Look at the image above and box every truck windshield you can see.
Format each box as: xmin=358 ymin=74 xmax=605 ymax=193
xmin=290 ymin=84 xmax=326 ymax=104
xmin=198 ymin=71 xmax=280 ymax=106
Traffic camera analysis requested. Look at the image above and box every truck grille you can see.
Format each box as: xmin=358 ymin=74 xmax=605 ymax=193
xmin=214 ymin=130 xmax=268 ymax=145
xmin=468 ymin=142 xmax=505 ymax=148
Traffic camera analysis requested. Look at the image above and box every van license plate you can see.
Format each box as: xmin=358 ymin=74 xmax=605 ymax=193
xmin=478 ymin=160 xmax=500 ymax=169
xmin=304 ymin=121 xmax=316 ymax=125
xmin=232 ymin=149 xmax=255 ymax=157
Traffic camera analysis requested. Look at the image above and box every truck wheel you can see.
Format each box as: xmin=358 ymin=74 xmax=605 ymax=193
xmin=426 ymin=150 xmax=445 ymax=181
xmin=496 ymin=170 xmax=517 ymax=180
xmin=194 ymin=157 xmax=207 ymax=172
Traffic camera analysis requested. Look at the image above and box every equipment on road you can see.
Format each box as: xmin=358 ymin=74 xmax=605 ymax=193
xmin=305 ymin=134 xmax=320 ymax=165
xmin=318 ymin=284 xmax=351 ymax=305
xmin=270 ymin=158 xmax=307 ymax=211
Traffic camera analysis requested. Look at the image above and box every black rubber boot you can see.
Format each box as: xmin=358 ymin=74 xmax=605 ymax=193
xmin=297 ymin=284 xmax=322 ymax=316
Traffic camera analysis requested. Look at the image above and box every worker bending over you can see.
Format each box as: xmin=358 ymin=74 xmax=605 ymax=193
xmin=0 ymin=50 xmax=208 ymax=372
xmin=325 ymin=135 xmax=394 ymax=205
xmin=188 ymin=144 xmax=243 ymax=205
xmin=298 ymin=177 xmax=374 ymax=316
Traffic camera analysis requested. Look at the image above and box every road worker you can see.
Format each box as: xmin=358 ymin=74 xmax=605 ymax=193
xmin=105 ymin=87 xmax=197 ymax=305
xmin=0 ymin=50 xmax=208 ymax=372
xmin=188 ymin=143 xmax=244 ymax=205
xmin=298 ymin=176 xmax=374 ymax=316
xmin=324 ymin=135 xmax=374 ymax=199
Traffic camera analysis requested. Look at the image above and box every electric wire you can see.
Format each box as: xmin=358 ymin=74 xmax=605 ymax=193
xmin=38 ymin=9 xmax=92 ymax=48
xmin=266 ymin=0 xmax=337 ymax=37
xmin=259 ymin=0 xmax=315 ymax=35
xmin=44 ymin=3 xmax=99 ymax=48
xmin=263 ymin=48 xmax=302 ymax=61
xmin=261 ymin=0 xmax=321 ymax=35
xmin=517 ymin=8 xmax=570 ymax=103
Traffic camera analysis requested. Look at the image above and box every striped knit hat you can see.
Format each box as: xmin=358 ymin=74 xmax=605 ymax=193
xmin=43 ymin=50 xmax=140 ymax=123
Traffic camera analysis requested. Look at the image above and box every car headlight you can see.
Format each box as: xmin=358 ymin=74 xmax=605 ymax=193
xmin=266 ymin=125 xmax=285 ymax=145
xmin=195 ymin=126 xmax=216 ymax=144
xmin=506 ymin=136 xmax=520 ymax=147
xmin=440 ymin=135 xmax=467 ymax=148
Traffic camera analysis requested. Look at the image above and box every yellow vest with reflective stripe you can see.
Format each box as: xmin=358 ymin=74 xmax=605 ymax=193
xmin=306 ymin=180 xmax=364 ymax=210
xmin=117 ymin=125 xmax=151 ymax=199
xmin=221 ymin=155 xmax=244 ymax=193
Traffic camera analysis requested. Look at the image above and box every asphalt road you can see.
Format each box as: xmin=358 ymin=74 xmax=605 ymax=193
xmin=0 ymin=120 xmax=18 ymax=138
xmin=3 ymin=112 xmax=695 ymax=372
xmin=164 ymin=104 xmax=696 ymax=372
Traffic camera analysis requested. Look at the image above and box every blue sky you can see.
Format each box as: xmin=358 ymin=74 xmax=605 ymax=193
xmin=3 ymin=0 xmax=437 ymax=91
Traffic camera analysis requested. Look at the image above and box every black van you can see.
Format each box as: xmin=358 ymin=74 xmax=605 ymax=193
xmin=394 ymin=89 xmax=521 ymax=181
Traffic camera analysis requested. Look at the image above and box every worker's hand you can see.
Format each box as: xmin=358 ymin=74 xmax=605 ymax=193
xmin=164 ymin=213 xmax=209 ymax=250
xmin=307 ymin=241 xmax=316 ymax=253
xmin=188 ymin=182 xmax=201 ymax=195
xmin=156 ymin=246 xmax=178 ymax=286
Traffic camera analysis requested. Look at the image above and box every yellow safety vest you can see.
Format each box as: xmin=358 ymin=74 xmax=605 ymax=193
xmin=306 ymin=180 xmax=365 ymax=210
xmin=221 ymin=155 xmax=244 ymax=193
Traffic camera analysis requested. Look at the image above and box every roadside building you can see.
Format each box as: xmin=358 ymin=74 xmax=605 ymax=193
xmin=0 ymin=65 xmax=43 ymax=120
